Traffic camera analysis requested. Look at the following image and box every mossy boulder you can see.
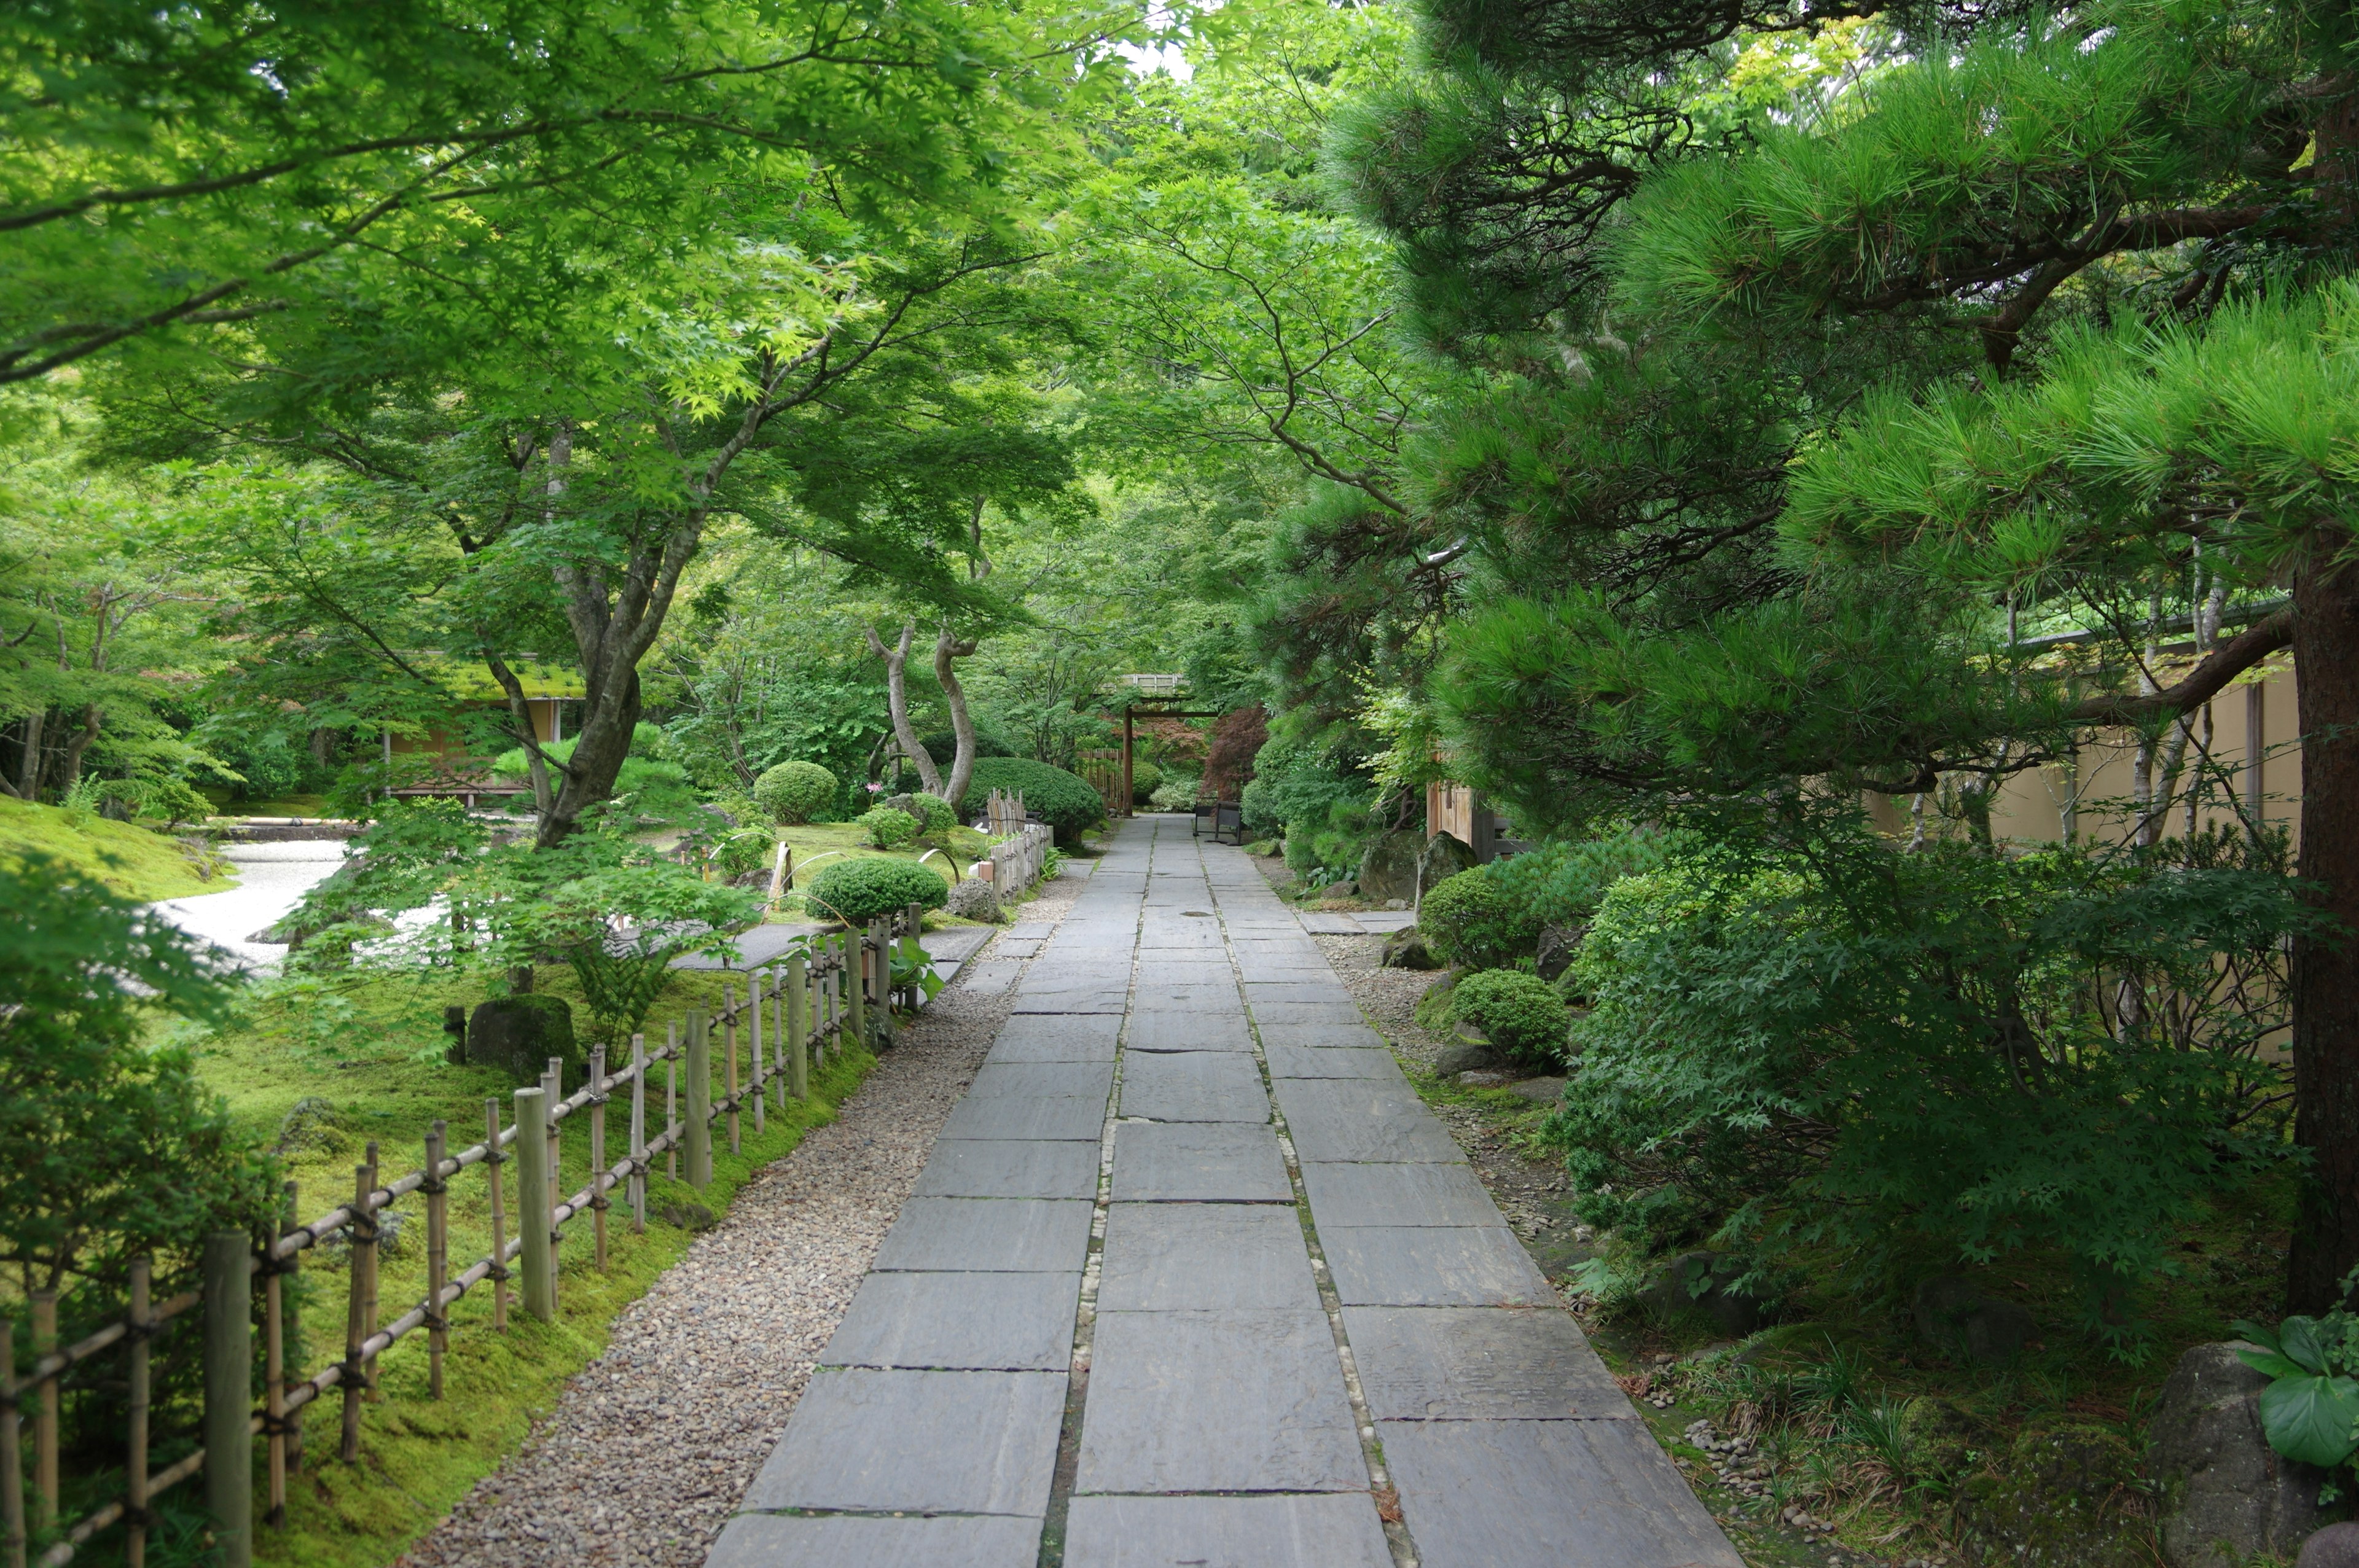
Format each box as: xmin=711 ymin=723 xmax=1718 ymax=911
xmin=466 ymin=993 xmax=584 ymax=1093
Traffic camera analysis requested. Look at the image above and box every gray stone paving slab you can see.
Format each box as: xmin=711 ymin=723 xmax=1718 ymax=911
xmin=1379 ymin=1418 xmax=1743 ymax=1568
xmin=1009 ymin=991 xmax=1133 ymax=1015
xmin=966 ymin=1061 xmax=1117 ymax=1102
xmin=957 ymin=957 xmax=1024 ymax=996
xmin=923 ymin=927 xmax=998 ymax=962
xmin=1110 ymin=1122 xmax=1293 ymax=1201
xmin=994 ymin=1012 xmax=1122 ymax=1045
xmin=740 ymin=1368 xmax=1065 ymax=1514
xmin=1124 ymin=1010 xmax=1253 ymax=1051
xmin=1063 ymin=1494 xmax=1392 ymax=1568
xmin=821 ymin=1271 xmax=1082 ymax=1370
xmin=710 ymin=1514 xmax=1043 ymax=1568
xmin=939 ymin=1091 xmax=1108 ymax=1142
xmin=1131 ymin=981 xmax=1242 ymax=1010
xmin=1255 ymin=1022 xmax=1390 ymax=1050
xmin=1263 ymin=1044 xmax=1405 ymax=1082
xmin=872 ymin=1198 xmax=1093 ymax=1272
xmin=1249 ymin=1000 xmax=1370 ymax=1026
xmin=1342 ymin=1305 xmax=1628 ymax=1420
xmin=1242 ymin=981 xmax=1358 ymax=1004
xmin=1097 ymin=1203 xmax=1319 ymax=1311
xmin=1276 ymin=1082 xmax=1465 ymax=1164
xmin=912 ymin=1139 xmax=1101 ymax=1199
xmin=1077 ymin=1308 xmax=1365 ymax=1493
xmin=1117 ymin=1050 xmax=1270 ymax=1123
xmin=1322 ymin=1227 xmax=1552 ymax=1308
xmin=1299 ymin=1161 xmax=1504 ymax=1227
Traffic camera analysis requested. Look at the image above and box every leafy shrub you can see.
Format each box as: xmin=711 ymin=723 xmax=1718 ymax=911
xmin=957 ymin=757 xmax=1103 ymax=842
xmin=1129 ymin=762 xmax=1162 ymax=803
xmin=1241 ymin=742 xmax=1372 ymax=881
xmin=754 ymin=760 xmax=840 ymax=824
xmin=858 ymin=805 xmax=919 ymax=849
xmin=898 ymin=793 xmax=955 ymax=834
xmin=2234 ymin=1306 xmax=2359 ymax=1489
xmin=1418 ymin=868 xmax=1535 ymax=970
xmin=491 ymin=859 xmax=760 ymax=1045
xmin=1487 ymin=829 xmax=1683 ymax=932
xmin=1149 ymin=774 xmax=1199 ymax=811
xmin=1543 ymin=830 xmax=2317 ymax=1344
xmin=1450 ymin=968 xmax=1570 ymax=1068
xmin=805 ymin=856 xmax=949 ymax=925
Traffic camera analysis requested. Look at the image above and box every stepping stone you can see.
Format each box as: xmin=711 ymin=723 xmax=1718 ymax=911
xmin=1063 ymin=1494 xmax=1391 ymax=1568
xmin=1297 ymin=912 xmax=1366 ymax=934
xmin=1110 ymin=1123 xmax=1293 ymax=1202
xmin=1077 ymin=1308 xmax=1364 ymax=1492
xmin=1379 ymin=1418 xmax=1744 ymax=1568
xmin=1299 ymin=1161 xmax=1502 ymax=1227
xmin=967 ymin=1062 xmax=1117 ymax=1102
xmin=1125 ymin=1010 xmax=1253 ymax=1051
xmin=821 ymin=1271 xmax=1082 ymax=1371
xmin=939 ymin=1093 xmax=1106 ymax=1142
xmin=872 ymin=1198 xmax=1093 ymax=1273
xmin=957 ymin=958 xmax=1023 ymax=996
xmin=1264 ymin=1045 xmax=1404 ymax=1082
xmin=1097 ymin=1203 xmax=1319 ymax=1311
xmin=740 ymin=1368 xmax=1065 ymax=1515
xmin=922 ymin=927 xmax=998 ymax=962
xmin=710 ymin=1514 xmax=1043 ymax=1568
xmin=1250 ymin=1000 xmax=1368 ymax=1026
xmin=1321 ymin=1227 xmax=1552 ymax=1308
xmin=1243 ymin=981 xmax=1358 ymax=1005
xmin=1341 ymin=1305 xmax=1627 ymax=1420
xmin=1275 ymin=1081 xmax=1463 ymax=1164
xmin=1256 ymin=1023 xmax=1388 ymax=1050
xmin=913 ymin=1140 xmax=1100 ymax=1200
xmin=1119 ymin=1051 xmax=1270 ymax=1123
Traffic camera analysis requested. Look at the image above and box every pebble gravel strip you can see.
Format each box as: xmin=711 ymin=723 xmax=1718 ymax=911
xmin=393 ymin=874 xmax=1084 ymax=1568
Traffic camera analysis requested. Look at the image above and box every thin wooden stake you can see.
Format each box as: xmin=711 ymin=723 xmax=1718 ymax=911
xmin=201 ymin=1233 xmax=252 ymax=1568
xmin=589 ymin=1048 xmax=609 ymax=1271
xmin=483 ymin=1099 xmax=508 ymax=1332
xmin=685 ymin=1010 xmax=713 ymax=1188
xmin=424 ymin=1121 xmax=449 ymax=1398
xmin=340 ymin=1158 xmax=374 ymax=1460
xmin=1 ymin=1321 xmax=22 ymax=1568
xmin=724 ymin=984 xmax=742 ymax=1155
xmin=128 ymin=1255 xmax=153 ymax=1560
xmin=261 ymin=1197 xmax=284 ymax=1525
xmin=786 ymin=953 xmax=809 ymax=1101
xmin=666 ymin=1024 xmax=679 ymax=1180
xmin=282 ymin=1182 xmax=302 ymax=1474
xmin=359 ymin=1140 xmax=381 ymax=1403
xmin=540 ymin=1063 xmax=561 ymax=1312
xmin=515 ymin=1088 xmax=555 ymax=1323
xmin=750 ymin=970 xmax=767 ymax=1134
xmin=26 ymin=1293 xmax=53 ymax=1531
xmin=629 ymin=1034 xmax=647 ymax=1235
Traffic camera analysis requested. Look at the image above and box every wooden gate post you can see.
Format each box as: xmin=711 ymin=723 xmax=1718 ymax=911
xmin=201 ymin=1232 xmax=252 ymax=1568
xmin=514 ymin=1088 xmax=555 ymax=1322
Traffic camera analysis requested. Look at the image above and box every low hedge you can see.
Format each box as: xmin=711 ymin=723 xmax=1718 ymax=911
xmin=804 ymin=857 xmax=949 ymax=925
xmin=957 ymin=757 xmax=1103 ymax=843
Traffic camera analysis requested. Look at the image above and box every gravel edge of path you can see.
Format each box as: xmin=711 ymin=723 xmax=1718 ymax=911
xmin=391 ymin=874 xmax=1082 ymax=1568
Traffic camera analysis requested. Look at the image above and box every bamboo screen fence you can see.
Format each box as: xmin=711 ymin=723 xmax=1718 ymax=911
xmin=2 ymin=911 xmax=923 ymax=1568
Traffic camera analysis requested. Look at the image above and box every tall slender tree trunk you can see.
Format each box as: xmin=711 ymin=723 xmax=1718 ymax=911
xmin=935 ymin=627 xmax=979 ymax=811
xmin=58 ymin=704 xmax=100 ymax=792
xmin=14 ymin=709 xmax=42 ymax=798
xmin=2288 ymin=550 xmax=2359 ymax=1311
xmin=866 ymin=622 xmax=943 ymax=796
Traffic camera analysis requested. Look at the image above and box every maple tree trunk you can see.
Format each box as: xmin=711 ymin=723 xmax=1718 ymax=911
xmin=2288 ymin=552 xmax=2359 ymax=1311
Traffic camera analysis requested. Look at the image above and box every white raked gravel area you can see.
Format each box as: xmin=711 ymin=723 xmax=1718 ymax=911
xmin=393 ymin=870 xmax=1086 ymax=1568
xmin=147 ymin=840 xmax=350 ymax=972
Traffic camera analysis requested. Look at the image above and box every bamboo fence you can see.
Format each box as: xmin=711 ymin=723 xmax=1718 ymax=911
xmin=0 ymin=914 xmax=928 ymax=1568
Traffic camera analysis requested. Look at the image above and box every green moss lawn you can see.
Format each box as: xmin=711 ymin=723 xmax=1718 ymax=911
xmin=0 ymin=796 xmax=234 ymax=900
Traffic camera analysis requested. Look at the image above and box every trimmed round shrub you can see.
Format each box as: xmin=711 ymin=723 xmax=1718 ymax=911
xmin=1129 ymin=762 xmax=1163 ymax=805
xmin=893 ymin=792 xmax=955 ymax=834
xmin=957 ymin=757 xmax=1103 ymax=843
xmin=804 ymin=857 xmax=949 ymax=925
xmin=754 ymin=760 xmax=839 ymax=824
xmin=1450 ymin=969 xmax=1570 ymax=1069
xmin=856 ymin=805 xmax=918 ymax=849
xmin=1419 ymin=868 xmax=1540 ymax=970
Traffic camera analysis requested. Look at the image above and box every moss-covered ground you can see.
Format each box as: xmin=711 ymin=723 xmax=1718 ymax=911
xmin=0 ymin=795 xmax=233 ymax=900
xmin=104 ymin=961 xmax=878 ymax=1568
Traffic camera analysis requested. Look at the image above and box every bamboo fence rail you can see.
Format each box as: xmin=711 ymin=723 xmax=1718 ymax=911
xmin=1 ymin=922 xmax=902 ymax=1568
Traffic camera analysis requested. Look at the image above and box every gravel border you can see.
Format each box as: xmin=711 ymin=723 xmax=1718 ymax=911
xmin=393 ymin=873 xmax=1084 ymax=1568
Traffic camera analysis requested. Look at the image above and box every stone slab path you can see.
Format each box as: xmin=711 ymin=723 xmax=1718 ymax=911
xmin=709 ymin=818 xmax=1740 ymax=1568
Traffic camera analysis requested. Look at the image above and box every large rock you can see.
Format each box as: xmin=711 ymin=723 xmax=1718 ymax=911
xmin=466 ymin=994 xmax=583 ymax=1093
xmin=945 ymin=877 xmax=1001 ymax=922
xmin=2300 ymin=1523 xmax=2359 ymax=1568
xmin=1645 ymin=1251 xmax=1766 ymax=1337
xmin=2148 ymin=1343 xmax=2326 ymax=1568
xmin=1358 ymin=830 xmax=1425 ymax=903
xmin=1416 ymin=831 xmax=1479 ymax=895
xmin=1535 ymin=923 xmax=1587 ymax=982
xmin=1382 ymin=928 xmax=1439 ymax=970
xmin=1434 ymin=1035 xmax=1511 ymax=1076
xmin=1914 ymin=1275 xmax=2037 ymax=1364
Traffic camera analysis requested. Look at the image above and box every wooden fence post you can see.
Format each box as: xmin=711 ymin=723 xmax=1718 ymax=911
xmin=262 ymin=1196 xmax=286 ymax=1523
xmin=26 ymin=1292 xmax=53 ymax=1531
xmin=340 ymin=1157 xmax=374 ymax=1460
xmin=483 ymin=1099 xmax=508 ymax=1332
xmin=515 ymin=1088 xmax=555 ymax=1322
xmin=723 ymin=985 xmax=741 ymax=1156
xmin=749 ymin=971 xmax=767 ymax=1134
xmin=589 ymin=1048 xmax=609 ymax=1271
xmin=845 ymin=936 xmax=866 ymax=1054
xmin=540 ymin=1063 xmax=561 ymax=1313
xmin=128 ymin=1255 xmax=153 ymax=1561
xmin=424 ymin=1121 xmax=449 ymax=1397
xmin=202 ymin=1232 xmax=252 ymax=1568
xmin=685 ymin=1010 xmax=713 ymax=1188
xmin=628 ymin=1034 xmax=647 ymax=1235
xmin=786 ymin=954 xmax=809 ymax=1100
xmin=1 ymin=1320 xmax=21 ymax=1568
xmin=666 ymin=1024 xmax=679 ymax=1181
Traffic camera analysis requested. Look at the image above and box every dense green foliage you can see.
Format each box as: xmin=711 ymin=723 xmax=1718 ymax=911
xmin=754 ymin=762 xmax=842 ymax=826
xmin=857 ymin=805 xmax=920 ymax=850
xmin=1417 ymin=869 xmax=1533 ymax=971
xmin=1128 ymin=762 xmax=1162 ymax=804
xmin=1449 ymin=969 xmax=1570 ymax=1069
xmin=1240 ymin=740 xmax=1375 ymax=881
xmin=804 ymin=856 xmax=949 ymax=925
xmin=958 ymin=757 xmax=1103 ymax=841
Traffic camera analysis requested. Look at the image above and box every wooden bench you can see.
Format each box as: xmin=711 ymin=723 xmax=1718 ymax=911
xmin=1211 ymin=801 xmax=1245 ymax=845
